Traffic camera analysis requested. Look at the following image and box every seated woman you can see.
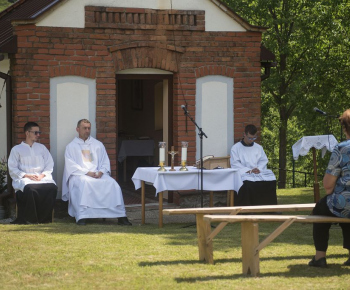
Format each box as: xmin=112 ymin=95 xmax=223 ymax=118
xmin=309 ymin=109 xmax=350 ymax=267
xmin=230 ymin=124 xmax=277 ymax=206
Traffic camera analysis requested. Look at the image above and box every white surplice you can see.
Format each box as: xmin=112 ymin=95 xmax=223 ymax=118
xmin=8 ymin=142 xmax=56 ymax=192
xmin=230 ymin=141 xmax=276 ymax=184
xmin=62 ymin=136 xmax=126 ymax=221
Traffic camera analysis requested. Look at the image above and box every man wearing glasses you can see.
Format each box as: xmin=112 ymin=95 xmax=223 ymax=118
xmin=8 ymin=122 xmax=57 ymax=224
xmin=230 ymin=124 xmax=277 ymax=206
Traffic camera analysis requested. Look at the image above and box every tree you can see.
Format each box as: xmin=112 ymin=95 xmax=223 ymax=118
xmin=224 ymin=0 xmax=350 ymax=188
xmin=0 ymin=0 xmax=12 ymax=12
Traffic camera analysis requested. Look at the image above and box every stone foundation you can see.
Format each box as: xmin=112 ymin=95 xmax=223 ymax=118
xmin=173 ymin=190 xmax=228 ymax=208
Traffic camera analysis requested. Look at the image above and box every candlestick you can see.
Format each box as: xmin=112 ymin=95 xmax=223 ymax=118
xmin=179 ymin=141 xmax=188 ymax=171
xmin=158 ymin=142 xmax=167 ymax=171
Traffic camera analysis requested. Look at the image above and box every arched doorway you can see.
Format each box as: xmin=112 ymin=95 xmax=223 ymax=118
xmin=116 ymin=70 xmax=173 ymax=185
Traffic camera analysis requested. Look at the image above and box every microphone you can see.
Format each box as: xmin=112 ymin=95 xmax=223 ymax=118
xmin=181 ymin=105 xmax=188 ymax=114
xmin=313 ymin=107 xmax=327 ymax=115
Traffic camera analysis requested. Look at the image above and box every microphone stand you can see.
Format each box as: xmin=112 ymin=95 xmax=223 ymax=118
xmin=317 ymin=113 xmax=342 ymax=141
xmin=327 ymin=114 xmax=343 ymax=142
xmin=182 ymin=107 xmax=208 ymax=208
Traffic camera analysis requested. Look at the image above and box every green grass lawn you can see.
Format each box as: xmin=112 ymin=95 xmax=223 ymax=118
xmin=1 ymin=188 xmax=349 ymax=289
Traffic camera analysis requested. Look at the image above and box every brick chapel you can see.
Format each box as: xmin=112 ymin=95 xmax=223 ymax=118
xmin=0 ymin=0 xmax=275 ymax=198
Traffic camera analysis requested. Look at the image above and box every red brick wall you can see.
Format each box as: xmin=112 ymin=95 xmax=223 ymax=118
xmin=11 ymin=7 xmax=262 ymax=178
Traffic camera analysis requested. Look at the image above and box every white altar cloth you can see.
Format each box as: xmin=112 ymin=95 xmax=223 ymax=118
xmin=292 ymin=135 xmax=338 ymax=160
xmin=132 ymin=166 xmax=242 ymax=195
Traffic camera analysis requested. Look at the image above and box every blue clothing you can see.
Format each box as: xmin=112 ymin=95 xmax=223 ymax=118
xmin=325 ymin=139 xmax=350 ymax=218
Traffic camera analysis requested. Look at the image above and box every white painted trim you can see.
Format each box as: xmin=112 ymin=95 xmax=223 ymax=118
xmin=0 ymin=56 xmax=10 ymax=160
xmin=50 ymin=76 xmax=96 ymax=198
xmin=195 ymin=75 xmax=234 ymax=160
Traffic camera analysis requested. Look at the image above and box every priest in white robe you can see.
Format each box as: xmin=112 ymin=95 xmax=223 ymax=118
xmin=62 ymin=119 xmax=131 ymax=226
xmin=8 ymin=122 xmax=57 ymax=224
xmin=230 ymin=124 xmax=277 ymax=206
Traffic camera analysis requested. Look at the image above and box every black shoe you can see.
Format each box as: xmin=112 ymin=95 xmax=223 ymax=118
xmin=76 ymin=219 xmax=86 ymax=226
xmin=117 ymin=217 xmax=132 ymax=226
xmin=10 ymin=218 xmax=28 ymax=225
xmin=308 ymin=256 xmax=327 ymax=268
xmin=344 ymin=258 xmax=350 ymax=266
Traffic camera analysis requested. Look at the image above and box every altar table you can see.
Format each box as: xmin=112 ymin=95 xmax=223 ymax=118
xmin=292 ymin=135 xmax=338 ymax=202
xmin=132 ymin=166 xmax=242 ymax=227
xmin=118 ymin=140 xmax=155 ymax=181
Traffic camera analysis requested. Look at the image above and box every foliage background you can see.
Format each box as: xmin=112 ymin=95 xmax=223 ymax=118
xmin=223 ymin=0 xmax=350 ymax=188
xmin=0 ymin=158 xmax=7 ymax=193
xmin=0 ymin=0 xmax=12 ymax=12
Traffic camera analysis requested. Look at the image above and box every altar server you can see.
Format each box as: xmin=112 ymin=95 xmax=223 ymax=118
xmin=230 ymin=124 xmax=277 ymax=206
xmin=62 ymin=119 xmax=131 ymax=226
xmin=8 ymin=122 xmax=57 ymax=224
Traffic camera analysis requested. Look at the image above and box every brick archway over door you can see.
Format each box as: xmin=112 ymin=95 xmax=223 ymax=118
xmin=110 ymin=44 xmax=184 ymax=72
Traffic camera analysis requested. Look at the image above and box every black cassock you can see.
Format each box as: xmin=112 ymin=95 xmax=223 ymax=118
xmin=234 ymin=180 xmax=277 ymax=206
xmin=15 ymin=183 xmax=57 ymax=223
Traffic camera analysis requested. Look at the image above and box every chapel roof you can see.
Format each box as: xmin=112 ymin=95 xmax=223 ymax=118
xmin=0 ymin=0 xmax=63 ymax=53
xmin=0 ymin=0 xmax=268 ymax=54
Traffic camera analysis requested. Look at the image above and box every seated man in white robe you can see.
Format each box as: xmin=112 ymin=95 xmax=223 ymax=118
xmin=62 ymin=119 xmax=131 ymax=226
xmin=230 ymin=124 xmax=277 ymax=206
xmin=8 ymin=122 xmax=57 ymax=224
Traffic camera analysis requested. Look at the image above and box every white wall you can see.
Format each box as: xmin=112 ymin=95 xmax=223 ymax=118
xmin=37 ymin=0 xmax=246 ymax=32
xmin=50 ymin=76 xmax=96 ymax=198
xmin=0 ymin=55 xmax=10 ymax=161
xmin=195 ymin=75 xmax=234 ymax=160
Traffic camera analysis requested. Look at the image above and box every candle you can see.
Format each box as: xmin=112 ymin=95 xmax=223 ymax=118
xmin=159 ymin=147 xmax=165 ymax=162
xmin=179 ymin=141 xmax=189 ymax=171
xmin=181 ymin=147 xmax=187 ymax=161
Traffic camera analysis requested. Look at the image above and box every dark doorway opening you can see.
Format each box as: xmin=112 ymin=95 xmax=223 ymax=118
xmin=116 ymin=74 xmax=173 ymax=204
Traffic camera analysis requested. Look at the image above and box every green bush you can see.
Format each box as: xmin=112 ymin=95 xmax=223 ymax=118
xmin=0 ymin=157 xmax=7 ymax=193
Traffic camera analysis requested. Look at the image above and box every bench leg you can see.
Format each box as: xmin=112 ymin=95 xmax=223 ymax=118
xmin=141 ymin=181 xmax=145 ymax=225
xmin=241 ymin=222 xmax=259 ymax=276
xmin=196 ymin=214 xmax=213 ymax=264
xmin=229 ymin=190 xmax=234 ymax=206
xmin=159 ymin=191 xmax=163 ymax=228
xmin=226 ymin=190 xmax=234 ymax=206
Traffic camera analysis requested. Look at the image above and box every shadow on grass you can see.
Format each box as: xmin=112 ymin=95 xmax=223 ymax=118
xmin=203 ymin=223 xmax=344 ymax=249
xmin=1 ymin=220 xmax=200 ymax=238
xmin=175 ymin=266 xmax=350 ymax=283
xmin=139 ymin=259 xmax=203 ymax=266
xmin=174 ymin=258 xmax=350 ymax=282
xmin=139 ymin=253 xmax=346 ymax=267
xmin=3 ymin=220 xmax=346 ymax=251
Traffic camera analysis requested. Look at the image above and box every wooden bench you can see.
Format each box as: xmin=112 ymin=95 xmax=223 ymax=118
xmin=203 ymin=214 xmax=350 ymax=277
xmin=163 ymin=203 xmax=315 ymax=264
